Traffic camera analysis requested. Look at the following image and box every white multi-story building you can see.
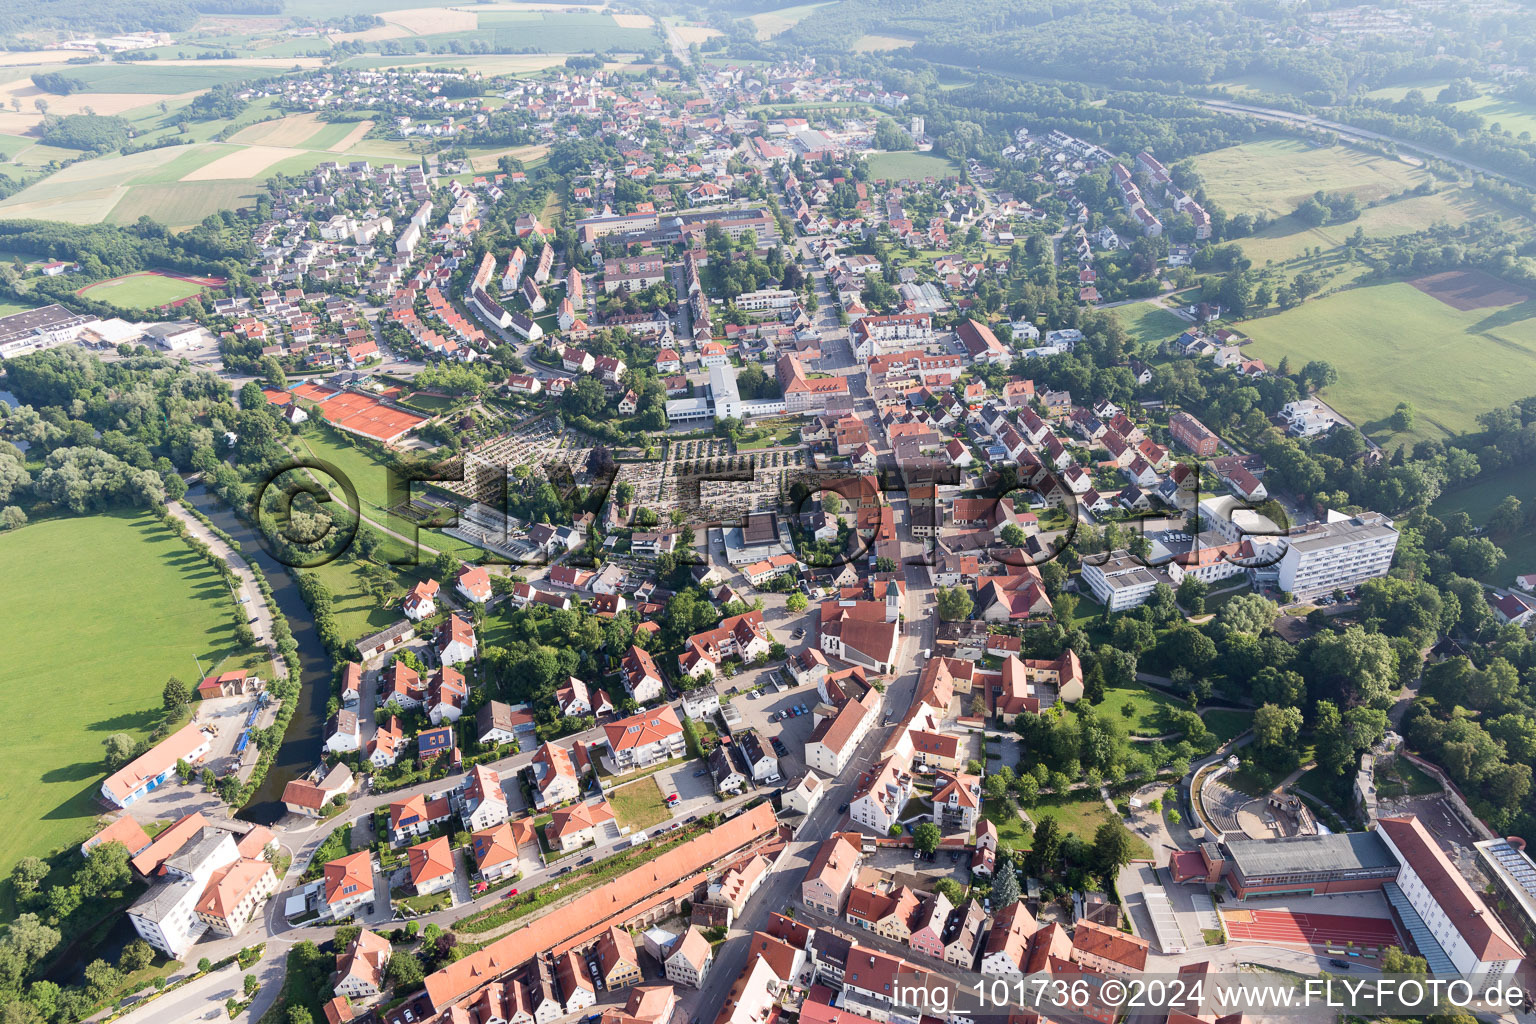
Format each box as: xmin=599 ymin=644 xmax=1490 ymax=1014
xmin=1377 ymin=816 xmax=1523 ymax=978
xmin=848 ymin=756 xmax=913 ymax=836
xmin=1080 ymin=550 xmax=1182 ymax=611
xmin=1276 ymin=511 xmax=1398 ymax=601
xmin=805 ymin=691 xmax=879 ymax=777
xmin=734 ymin=288 xmax=797 ymax=312
xmin=128 ymin=828 xmax=240 ymax=958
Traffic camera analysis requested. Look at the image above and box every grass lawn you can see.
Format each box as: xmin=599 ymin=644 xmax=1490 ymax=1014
xmin=291 ymin=426 xmax=485 ymax=562
xmin=1448 ymin=93 xmax=1536 ymax=138
xmin=1099 ymin=683 xmax=1185 ymax=738
xmin=1203 ymin=709 xmax=1253 ymax=745
xmin=77 ymin=271 xmax=207 ymax=309
xmin=1033 ymin=791 xmax=1152 ymax=859
xmin=0 ymin=512 xmax=248 ymax=877
xmin=1193 ymin=138 xmax=1430 ymax=220
xmin=1376 ymin=757 xmax=1441 ymax=798
xmin=1235 ymin=187 xmax=1518 ymax=266
xmin=866 ymin=150 xmax=959 ymax=181
xmin=606 ymin=778 xmax=671 ymax=831
xmin=1111 ymin=302 xmax=1187 ymax=346
xmin=1431 ymin=463 xmax=1536 ymax=584
xmin=982 ymin=796 xmax=1032 ymax=847
xmin=1239 ymin=281 xmax=1536 ymax=444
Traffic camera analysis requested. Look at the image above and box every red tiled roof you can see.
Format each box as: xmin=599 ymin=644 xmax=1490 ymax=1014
xmin=425 ymin=803 xmax=779 ymax=1010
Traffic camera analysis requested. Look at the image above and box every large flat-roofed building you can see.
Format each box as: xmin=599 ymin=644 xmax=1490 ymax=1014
xmin=723 ymin=511 xmax=785 ymax=566
xmin=1179 ymin=831 xmax=1400 ymax=900
xmin=1276 ymin=510 xmax=1398 ymax=601
xmin=0 ymin=303 xmax=97 ymax=359
xmin=1079 ymin=549 xmax=1182 ymax=611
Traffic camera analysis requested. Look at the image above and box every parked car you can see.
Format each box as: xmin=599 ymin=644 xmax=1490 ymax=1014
xmin=1330 ymin=959 xmax=1351 ymax=970
xmin=838 ymin=803 xmax=849 ymax=813
xmin=693 ymin=770 xmax=707 ymax=777
xmin=579 ymin=856 xmax=594 ymax=865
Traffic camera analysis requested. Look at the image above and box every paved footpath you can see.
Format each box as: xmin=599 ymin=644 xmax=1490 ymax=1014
xmin=166 ymin=499 xmax=288 ymax=681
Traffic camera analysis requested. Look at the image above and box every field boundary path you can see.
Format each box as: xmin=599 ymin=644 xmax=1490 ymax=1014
xmin=167 ymin=499 xmax=289 ymax=680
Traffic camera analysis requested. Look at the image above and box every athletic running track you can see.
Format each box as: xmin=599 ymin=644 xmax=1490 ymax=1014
xmin=1222 ymin=909 xmax=1401 ymax=949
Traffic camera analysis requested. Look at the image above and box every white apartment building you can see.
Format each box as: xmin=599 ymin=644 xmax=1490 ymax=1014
xmin=735 ymin=288 xmax=797 ymax=312
xmin=1276 ymin=511 xmax=1398 ymax=601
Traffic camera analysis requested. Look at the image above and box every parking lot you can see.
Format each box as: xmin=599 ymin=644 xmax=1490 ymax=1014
xmin=720 ymin=674 xmax=830 ymax=784
xmin=645 ymin=760 xmax=720 ymax=822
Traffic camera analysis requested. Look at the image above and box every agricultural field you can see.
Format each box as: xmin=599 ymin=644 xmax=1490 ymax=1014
xmin=416 ymin=11 xmax=660 ymax=52
xmin=748 ymin=2 xmax=834 ymax=38
xmin=865 ymin=150 xmax=958 ymax=180
xmin=665 ymin=18 xmax=723 ymax=44
xmin=0 ymin=512 xmax=250 ymax=875
xmin=77 ymin=271 xmax=211 ymax=309
xmin=852 ymin=34 xmax=917 ymax=52
xmin=1239 ymin=276 xmax=1536 ymax=444
xmin=51 ymin=63 xmax=258 ymax=94
xmin=1111 ymin=301 xmax=1188 ymax=346
xmin=341 ymin=53 xmax=570 ymax=74
xmin=1193 ymin=138 xmax=1430 ymax=220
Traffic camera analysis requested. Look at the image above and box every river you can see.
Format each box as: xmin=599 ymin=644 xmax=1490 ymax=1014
xmin=182 ymin=484 xmax=333 ymax=825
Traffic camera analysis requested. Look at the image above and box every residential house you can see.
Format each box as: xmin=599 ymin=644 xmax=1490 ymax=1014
xmin=664 ymin=927 xmax=713 ymax=988
xmin=603 ymin=706 xmax=685 ymax=773
xmin=407 ymin=836 xmax=456 ymax=895
xmin=460 ymin=764 xmax=509 ymax=831
xmin=335 ymin=930 xmax=393 ymax=998
xmin=622 ymin=645 xmax=665 ymax=704
xmin=323 ymin=851 xmax=375 ymax=920
xmin=802 ymin=835 xmax=862 ymax=915
xmin=544 ymin=799 xmax=615 ymax=852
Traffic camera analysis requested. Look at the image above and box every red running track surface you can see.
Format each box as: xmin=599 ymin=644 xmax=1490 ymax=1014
xmin=1222 ymin=909 xmax=1401 ymax=948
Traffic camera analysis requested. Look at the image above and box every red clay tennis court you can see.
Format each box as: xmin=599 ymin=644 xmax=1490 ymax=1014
xmin=281 ymin=384 xmax=430 ymax=443
xmin=1222 ymin=908 xmax=1401 ymax=949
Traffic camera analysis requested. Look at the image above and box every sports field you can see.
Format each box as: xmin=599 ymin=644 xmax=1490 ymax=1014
xmin=1193 ymin=138 xmax=1429 ymax=221
xmin=866 ymin=150 xmax=958 ymax=181
xmin=1239 ymin=278 xmax=1536 ymax=443
xmin=291 ymin=425 xmax=487 ymax=562
xmin=78 ymin=271 xmax=215 ymax=308
xmin=0 ymin=512 xmax=247 ymax=875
